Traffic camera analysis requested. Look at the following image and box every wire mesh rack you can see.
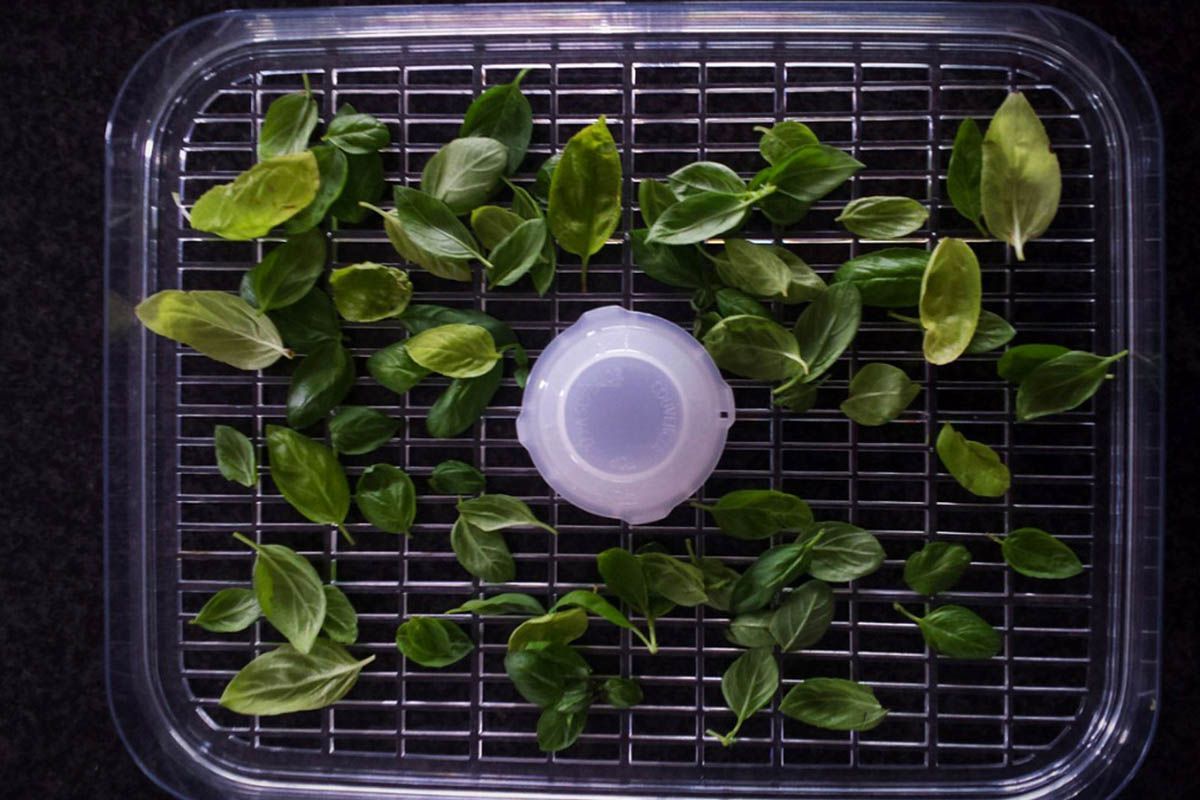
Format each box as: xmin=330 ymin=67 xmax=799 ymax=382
xmin=105 ymin=4 xmax=1163 ymax=799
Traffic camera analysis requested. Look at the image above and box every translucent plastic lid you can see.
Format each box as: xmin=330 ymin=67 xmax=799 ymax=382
xmin=517 ymin=306 xmax=735 ymax=524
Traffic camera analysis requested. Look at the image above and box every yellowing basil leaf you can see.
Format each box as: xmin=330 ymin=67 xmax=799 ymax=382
xmin=836 ymin=195 xmax=929 ymax=239
xmin=548 ymin=117 xmax=622 ymax=288
xmin=405 ymin=323 xmax=503 ymax=379
xmin=935 ymin=422 xmax=1010 ymax=497
xmin=329 ymin=262 xmax=413 ymax=322
xmin=919 ymin=237 xmax=981 ymax=365
xmin=190 ymin=151 xmax=319 ymax=240
xmin=135 ymin=290 xmax=290 ymax=370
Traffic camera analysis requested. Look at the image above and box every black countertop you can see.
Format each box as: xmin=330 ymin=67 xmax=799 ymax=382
xmin=0 ymin=0 xmax=1195 ymax=797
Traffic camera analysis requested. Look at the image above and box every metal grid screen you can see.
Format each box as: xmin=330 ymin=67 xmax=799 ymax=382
xmin=153 ymin=30 xmax=1111 ymax=792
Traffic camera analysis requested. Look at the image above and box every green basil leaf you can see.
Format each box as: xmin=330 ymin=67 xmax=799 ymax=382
xmin=366 ymin=341 xmax=430 ymax=395
xmin=136 ymin=290 xmax=290 ymax=370
xmin=715 ymin=288 xmax=771 ymax=319
xmin=387 ymin=185 xmax=487 ymax=262
xmin=718 ymin=238 xmax=792 ymax=298
xmin=395 ymin=617 xmax=474 ymax=667
xmin=794 ymin=281 xmax=862 ymax=382
xmin=980 ymin=92 xmax=1061 ymax=261
xmin=548 ymin=117 xmax=622 ymax=287
xmin=631 ymin=228 xmax=712 ymax=289
xmin=191 ymin=587 xmax=260 ymax=632
xmin=504 ymin=640 xmax=591 ymax=706
xmin=405 ymin=323 xmax=503 ymax=379
xmin=797 ymin=521 xmax=886 ymax=582
xmin=286 ymin=341 xmax=355 ymax=429
xmin=506 ymin=182 xmax=558 ymax=295
xmin=597 ymin=548 xmax=651 ymax=617
xmin=601 ymin=677 xmax=643 ymax=709
xmin=258 ymin=88 xmax=318 ymax=160
xmin=935 ymin=422 xmax=1010 ymax=497
xmin=995 ymin=527 xmax=1083 ymax=579
xmin=837 ymin=196 xmax=928 ymax=239
xmin=532 ymin=153 xmax=560 ymax=205
xmin=770 ymin=580 xmax=835 ymax=652
xmin=903 ymin=541 xmax=971 ymax=596
xmin=537 ymin=704 xmax=589 ymax=753
xmin=214 ymin=425 xmax=257 ymax=487
xmin=919 ymin=237 xmax=981 ymax=365
xmin=730 ymin=539 xmax=820 ymax=615
xmin=997 ymin=343 xmax=1071 ymax=383
xmin=1015 ymin=349 xmax=1128 ymax=421
xmin=457 ymin=494 xmax=557 ymax=534
xmin=947 ymin=118 xmax=985 ymax=233
xmin=282 ymin=145 xmax=349 ymax=233
xmin=266 ymin=425 xmax=350 ymax=528
xmin=460 ymin=71 xmax=534 ymax=174
xmin=894 ymin=602 xmax=1001 ymax=659
xmin=639 ymin=553 xmax=708 ymax=607
xmin=773 ymin=246 xmax=827 ymax=304
xmin=328 ymin=262 xmax=413 ymax=322
xmin=706 ymin=648 xmax=779 ymax=747
xmin=321 ymin=584 xmax=359 ymax=644
xmin=667 ymin=161 xmax=746 ymax=198
xmin=840 ymin=362 xmax=921 ymax=426
xmin=220 ymin=639 xmax=374 ymax=715
xmin=773 ymin=375 xmax=823 ymax=413
xmin=726 ymin=610 xmax=776 ymax=648
xmin=646 ymin=189 xmax=764 ymax=246
xmin=426 ymin=363 xmax=503 ymax=438
xmin=328 ymin=406 xmax=399 ymax=455
xmin=330 ymin=151 xmax=385 ymax=224
xmin=398 ymin=303 xmax=518 ymax=347
xmin=470 ymin=204 xmax=524 ymax=250
xmin=693 ymin=489 xmax=813 ymax=541
xmin=421 ymin=136 xmax=508 ymax=215
xmin=233 ymin=532 xmax=327 ymax=654
xmin=489 ymin=218 xmax=548 ymax=288
xmin=446 ymin=593 xmax=546 ymax=616
xmin=430 ymin=459 xmax=486 ymax=495
xmin=964 ymin=309 xmax=1016 ymax=354
xmin=755 ymin=120 xmax=819 ymax=165
xmin=551 ymin=590 xmax=636 ymax=631
xmin=190 ymin=152 xmax=319 ymax=240
xmin=450 ymin=516 xmax=514 ymax=583
xmin=269 ymin=288 xmax=341 ymax=355
xmin=694 ymin=311 xmax=722 ymax=341
xmin=638 ymin=178 xmax=677 ymax=227
xmin=831 ymin=248 xmax=929 ymax=308
xmin=508 ymin=608 xmax=589 ymax=652
xmin=704 ymin=314 xmax=807 ymax=381
xmin=753 ymin=144 xmax=864 ymax=225
xmin=780 ymin=678 xmax=888 ymax=732
xmin=322 ymin=105 xmax=390 ymax=154
xmin=355 ymin=464 xmax=416 ymax=535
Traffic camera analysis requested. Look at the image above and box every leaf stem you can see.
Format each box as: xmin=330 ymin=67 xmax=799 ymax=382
xmin=580 ymin=254 xmax=590 ymax=293
xmin=301 ymin=72 xmax=312 ymax=98
xmin=513 ymin=67 xmax=531 ymax=87
xmin=986 ymin=533 xmax=1005 ymax=545
xmin=887 ymin=311 xmax=921 ymax=326
xmin=231 ymin=531 xmax=259 ymax=551
xmin=646 ymin=618 xmax=659 ymax=655
xmin=337 ymin=524 xmax=356 ymax=546
xmin=892 ymin=601 xmax=923 ymax=624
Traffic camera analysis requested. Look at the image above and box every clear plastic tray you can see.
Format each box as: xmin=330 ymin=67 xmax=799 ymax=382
xmin=104 ymin=3 xmax=1164 ymax=798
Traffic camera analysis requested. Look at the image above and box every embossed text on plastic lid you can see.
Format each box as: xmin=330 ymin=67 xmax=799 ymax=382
xmin=517 ymin=306 xmax=735 ymax=524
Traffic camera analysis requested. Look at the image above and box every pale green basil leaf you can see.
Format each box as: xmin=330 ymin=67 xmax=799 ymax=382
xmin=706 ymin=648 xmax=779 ymax=747
xmin=646 ymin=190 xmax=758 ymax=246
xmin=757 ymin=143 xmax=863 ymax=206
xmin=430 ymin=459 xmax=486 ymax=495
xmin=715 ymin=288 xmax=771 ymax=319
xmin=421 ymin=136 xmax=508 ymax=215
xmin=322 ymin=105 xmax=390 ymax=154
xmin=389 ymin=185 xmax=487 ymax=262
xmin=639 ymin=553 xmax=708 ymax=607
xmin=638 ymin=178 xmax=677 ymax=227
xmin=704 ymin=314 xmax=807 ymax=381
xmin=769 ymin=580 xmax=835 ymax=652
xmin=836 ymin=195 xmax=929 ymax=239
xmin=457 ymin=494 xmax=557 ymax=534
xmin=136 ymin=290 xmax=290 ymax=370
xmin=470 ymin=204 xmax=524 ymax=250
xmin=192 ymin=587 xmax=260 ymax=632
xmin=220 ymin=640 xmax=373 ymax=715
xmin=780 ymin=678 xmax=888 ymax=732
xmin=191 ymin=152 xmax=319 ymax=240
xmin=355 ymin=464 xmax=416 ymax=535
xmin=694 ymin=489 xmax=813 ymax=541
xmin=395 ymin=617 xmax=474 ymax=667
xmin=935 ymin=422 xmax=1010 ymax=497
xmin=286 ymin=341 xmax=355 ymax=429
xmin=450 ymin=516 xmax=514 ymax=583
xmin=321 ymin=584 xmax=359 ymax=644
xmin=508 ymin=608 xmax=589 ymax=652
xmin=258 ymin=90 xmax=318 ymax=160
xmin=240 ymin=229 xmax=327 ymax=313
xmin=401 ymin=305 xmax=519 ymax=345
xmin=831 ymin=248 xmax=929 ymax=308
xmin=550 ymin=590 xmax=636 ymax=631
xmin=631 ymin=228 xmax=712 ymax=289
xmin=283 ymin=145 xmax=349 ymax=233
xmin=840 ymin=362 xmax=920 ymax=426
xmin=798 ymin=521 xmax=886 ymax=582
xmin=773 ymin=246 xmax=827 ymax=304
xmin=329 ymin=262 xmax=412 ymax=322
xmin=1015 ymin=350 xmax=1128 ymax=421
xmin=667 ymin=161 xmax=746 ymax=199
xmin=371 ymin=201 xmax=475 ymax=281
xmin=269 ymin=288 xmax=341 ymax=355
xmin=996 ymin=343 xmax=1071 ymax=383
xmin=504 ymin=640 xmax=591 ymax=706
xmin=532 ymin=153 xmax=560 ymax=205
xmin=718 ymin=238 xmax=792 ymax=298
xmin=755 ymin=120 xmax=819 ymax=165
xmin=234 ymin=532 xmax=326 ymax=654
xmin=726 ymin=610 xmax=776 ymax=648
xmin=489 ymin=218 xmax=548 ymax=288
xmin=328 ymin=406 xmax=399 ymax=455
xmin=405 ymin=323 xmax=502 ymax=379
xmin=366 ymin=341 xmax=430 ymax=395
xmin=266 ymin=425 xmax=350 ymax=526
xmin=214 ymin=425 xmax=257 ymax=487
xmin=330 ymin=151 xmax=385 ymax=224
xmin=426 ymin=363 xmax=503 ymax=438
xmin=794 ymin=281 xmax=862 ymax=382
xmin=548 ymin=117 xmax=622 ymax=279
xmin=895 ymin=603 xmax=1001 ymax=659
xmin=597 ymin=548 xmax=651 ymax=617
xmin=446 ymin=593 xmax=546 ymax=616
xmin=919 ymin=237 xmax=981 ymax=365
xmin=602 ymin=677 xmax=643 ymax=709
xmin=947 ymin=118 xmax=985 ymax=232
xmin=964 ymin=310 xmax=1016 ymax=354
xmin=904 ymin=541 xmax=971 ymax=596
xmin=460 ymin=72 xmax=534 ymax=174
xmin=997 ymin=527 xmax=1084 ymax=579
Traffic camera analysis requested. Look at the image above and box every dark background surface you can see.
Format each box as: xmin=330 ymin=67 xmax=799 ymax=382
xmin=0 ymin=0 xmax=1194 ymax=797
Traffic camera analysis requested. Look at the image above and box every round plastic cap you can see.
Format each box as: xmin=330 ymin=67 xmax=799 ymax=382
xmin=517 ymin=306 xmax=735 ymax=525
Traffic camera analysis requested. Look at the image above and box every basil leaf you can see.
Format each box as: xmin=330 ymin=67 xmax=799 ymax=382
xmin=769 ymin=580 xmax=835 ymax=652
xmin=421 ymin=136 xmax=508 ymax=215
xmin=935 ymin=422 xmax=1010 ymax=497
xmin=646 ymin=189 xmax=766 ymax=246
xmin=754 ymin=144 xmax=863 ymax=225
xmin=426 ymin=362 xmax=503 ymax=438
xmin=755 ymin=120 xmax=819 ymax=165
xmin=831 ymin=248 xmax=929 ymax=308
xmin=446 ymin=593 xmax=546 ymax=616
xmin=726 ymin=610 xmax=776 ymax=648
xmin=639 ymin=552 xmax=708 ymax=607
xmin=597 ymin=548 xmax=651 ymax=616
xmin=214 ymin=425 xmax=257 ymax=487
xmin=994 ymin=527 xmax=1083 ymax=579
xmin=997 ymin=343 xmax=1071 ymax=383
xmin=716 ymin=288 xmax=771 ymax=319
xmin=504 ymin=640 xmax=591 ymax=706
xmin=667 ymin=161 xmax=746 ymax=198
xmin=220 ymin=640 xmax=374 ymax=715
xmin=705 ymin=648 xmax=779 ymax=747
xmin=894 ymin=602 xmax=1001 ymax=659
xmin=631 ymin=228 xmax=712 ymax=289
xmin=797 ymin=521 xmax=886 ymax=582
xmin=283 ymin=145 xmax=349 ymax=233
xmin=507 ymin=181 xmax=558 ymax=295
xmin=450 ymin=516 xmax=514 ymax=583
xmin=840 ymin=362 xmax=921 ymax=426
xmin=328 ymin=407 xmax=399 ymax=455
xmin=537 ymin=704 xmax=589 ymax=753
xmin=693 ymin=489 xmax=813 ymax=541
xmin=489 ymin=218 xmax=548 ymax=288
xmin=387 ymin=186 xmax=487 ymax=262
xmin=405 ymin=323 xmax=503 ymax=379
xmin=980 ymin=92 xmax=1062 ymax=261
xmin=430 ymin=460 xmax=486 ymax=495
xmin=551 ymin=590 xmax=636 ymax=631
xmin=704 ymin=314 xmax=807 ymax=381
xmin=773 ymin=376 xmax=822 ymax=413
xmin=366 ymin=341 xmax=430 ymax=395
xmin=460 ymin=70 xmax=534 ymax=174
xmin=285 ymin=341 xmax=355 ymax=429
xmin=730 ymin=539 xmax=820 ymax=614
xmin=601 ymin=677 xmax=643 ymax=708
xmin=919 ymin=237 xmax=981 ymax=365
xmin=532 ymin=153 xmax=560 ymax=205
xmin=794 ymin=282 xmax=862 ymax=382
xmin=233 ymin=532 xmax=327 ymax=654
xmin=191 ymin=587 xmax=261 ymax=632
xmin=266 ymin=425 xmax=351 ymax=530
xmin=269 ymin=288 xmax=341 ymax=355
xmin=508 ymin=608 xmax=589 ymax=652
xmin=321 ymin=584 xmax=358 ymax=644
xmin=470 ymin=204 xmax=523 ymax=250
xmin=686 ymin=547 xmax=739 ymax=612
xmin=638 ymin=178 xmax=677 ymax=226
xmin=322 ymin=105 xmax=390 ymax=154
xmin=694 ymin=311 xmax=722 ymax=341
xmin=947 ymin=118 xmax=986 ymax=233
xmin=328 ymin=262 xmax=413 ymax=322
xmin=548 ymin=117 xmax=622 ymax=289
xmin=904 ymin=541 xmax=971 ymax=596
xmin=398 ymin=303 xmax=517 ymax=347
xmin=258 ymin=87 xmax=318 ymax=160
xmin=780 ymin=678 xmax=888 ymax=732
xmin=773 ymin=246 xmax=827 ymax=304
xmin=395 ymin=617 xmax=474 ymax=667
xmin=718 ymin=238 xmax=792 ymax=298
xmin=457 ymin=494 xmax=557 ymax=534
xmin=330 ymin=151 xmax=385 ymax=224
xmin=135 ymin=290 xmax=290 ymax=370
xmin=836 ymin=196 xmax=928 ymax=239
xmin=355 ymin=464 xmax=416 ymax=535
xmin=1016 ymin=349 xmax=1128 ymax=421
xmin=190 ymin=152 xmax=320 ymax=240
xmin=964 ymin=309 xmax=1016 ymax=354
